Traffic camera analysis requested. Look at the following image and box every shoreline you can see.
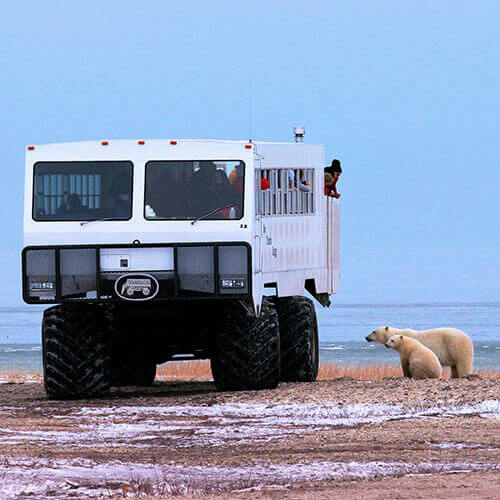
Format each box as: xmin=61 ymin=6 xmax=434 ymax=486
xmin=2 ymin=340 xmax=500 ymax=375
xmin=1 ymin=360 xmax=498 ymax=384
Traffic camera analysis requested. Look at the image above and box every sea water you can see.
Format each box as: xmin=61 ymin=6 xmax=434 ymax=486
xmin=315 ymin=302 xmax=499 ymax=369
xmin=0 ymin=303 xmax=498 ymax=372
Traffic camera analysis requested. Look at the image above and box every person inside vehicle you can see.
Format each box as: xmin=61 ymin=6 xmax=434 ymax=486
xmin=298 ymin=169 xmax=312 ymax=192
xmin=148 ymin=167 xmax=189 ymax=218
xmin=57 ymin=193 xmax=85 ymax=215
xmin=214 ymin=169 xmax=239 ymax=217
xmin=229 ymin=163 xmax=244 ymax=194
xmin=260 ymin=176 xmax=270 ymax=190
xmin=191 ymin=161 xmax=219 ymax=214
xmin=107 ymin=171 xmax=132 ymax=216
xmin=192 ymin=161 xmax=216 ymax=191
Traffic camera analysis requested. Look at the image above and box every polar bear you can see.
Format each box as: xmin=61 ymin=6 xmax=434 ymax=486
xmin=385 ymin=335 xmax=442 ymax=379
xmin=365 ymin=326 xmax=473 ymax=378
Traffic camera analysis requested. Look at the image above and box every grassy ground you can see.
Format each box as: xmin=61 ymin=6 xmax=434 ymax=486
xmin=2 ymin=361 xmax=497 ymax=383
xmin=155 ymin=360 xmax=499 ymax=381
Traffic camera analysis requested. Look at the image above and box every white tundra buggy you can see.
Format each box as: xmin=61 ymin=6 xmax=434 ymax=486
xmin=22 ymin=137 xmax=340 ymax=399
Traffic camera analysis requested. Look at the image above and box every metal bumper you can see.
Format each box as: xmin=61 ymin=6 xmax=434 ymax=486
xmin=22 ymin=242 xmax=251 ymax=304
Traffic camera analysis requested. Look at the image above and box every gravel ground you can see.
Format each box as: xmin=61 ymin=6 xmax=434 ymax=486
xmin=0 ymin=377 xmax=498 ymax=498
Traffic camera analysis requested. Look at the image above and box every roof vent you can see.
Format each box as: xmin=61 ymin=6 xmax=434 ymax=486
xmin=293 ymin=126 xmax=305 ymax=143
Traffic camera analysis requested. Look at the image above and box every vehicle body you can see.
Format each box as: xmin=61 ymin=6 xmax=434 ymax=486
xmin=22 ymin=137 xmax=340 ymax=399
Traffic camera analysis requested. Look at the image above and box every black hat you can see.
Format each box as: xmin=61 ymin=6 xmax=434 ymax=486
xmin=325 ymin=159 xmax=342 ymax=173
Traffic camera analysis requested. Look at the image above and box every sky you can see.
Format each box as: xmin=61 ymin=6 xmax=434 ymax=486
xmin=0 ymin=0 xmax=498 ymax=305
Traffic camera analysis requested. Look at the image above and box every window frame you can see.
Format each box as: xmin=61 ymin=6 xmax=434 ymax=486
xmin=143 ymin=159 xmax=246 ymax=222
xmin=256 ymin=167 xmax=315 ymax=217
xmin=32 ymin=160 xmax=134 ymax=222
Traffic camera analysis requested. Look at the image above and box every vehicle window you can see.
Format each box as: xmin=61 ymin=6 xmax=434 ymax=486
xmin=145 ymin=160 xmax=244 ymax=220
xmin=257 ymin=168 xmax=314 ymax=216
xmin=33 ymin=161 xmax=133 ymax=221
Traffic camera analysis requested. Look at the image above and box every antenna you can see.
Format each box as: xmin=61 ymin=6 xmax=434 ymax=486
xmin=248 ymin=74 xmax=252 ymax=142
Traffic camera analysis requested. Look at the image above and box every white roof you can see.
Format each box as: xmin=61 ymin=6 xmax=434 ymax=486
xmin=25 ymin=139 xmax=324 ymax=167
xmin=27 ymin=138 xmax=322 ymax=148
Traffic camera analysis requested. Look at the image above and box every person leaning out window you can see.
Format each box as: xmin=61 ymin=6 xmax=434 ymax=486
xmin=324 ymin=159 xmax=342 ymax=198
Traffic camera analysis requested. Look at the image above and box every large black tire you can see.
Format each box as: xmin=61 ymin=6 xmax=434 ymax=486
xmin=42 ymin=304 xmax=111 ymax=400
xmin=210 ymin=298 xmax=280 ymax=391
xmin=273 ymin=296 xmax=319 ymax=382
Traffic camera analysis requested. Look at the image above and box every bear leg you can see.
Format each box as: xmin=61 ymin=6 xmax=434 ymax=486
xmin=409 ymin=367 xmax=428 ymax=379
xmin=401 ymin=361 xmax=411 ymax=378
xmin=450 ymin=365 xmax=459 ymax=378
xmin=409 ymin=360 xmax=440 ymax=379
xmin=455 ymin=360 xmax=472 ymax=378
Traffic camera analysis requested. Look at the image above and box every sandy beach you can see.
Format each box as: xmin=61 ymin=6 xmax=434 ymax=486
xmin=0 ymin=374 xmax=498 ymax=499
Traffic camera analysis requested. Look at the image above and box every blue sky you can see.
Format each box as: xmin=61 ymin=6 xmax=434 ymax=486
xmin=0 ymin=0 xmax=498 ymax=305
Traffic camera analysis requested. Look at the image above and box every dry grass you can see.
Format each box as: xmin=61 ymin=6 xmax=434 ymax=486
xmin=155 ymin=361 xmax=499 ymax=382
xmin=318 ymin=362 xmax=401 ymax=380
xmin=156 ymin=360 xmax=213 ymax=381
xmin=320 ymin=363 xmax=499 ymax=380
xmin=0 ymin=362 xmax=497 ymax=384
xmin=0 ymin=371 xmax=43 ymax=383
xmin=154 ymin=361 xmax=407 ymax=382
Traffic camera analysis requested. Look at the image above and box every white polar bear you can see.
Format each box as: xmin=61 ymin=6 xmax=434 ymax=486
xmin=385 ymin=335 xmax=442 ymax=379
xmin=366 ymin=326 xmax=473 ymax=378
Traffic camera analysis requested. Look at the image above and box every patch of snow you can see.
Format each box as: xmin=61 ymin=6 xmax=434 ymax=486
xmin=2 ymin=400 xmax=498 ymax=449
xmin=74 ymin=399 xmax=500 ymax=422
xmin=0 ymin=456 xmax=498 ymax=499
xmin=426 ymin=441 xmax=497 ymax=450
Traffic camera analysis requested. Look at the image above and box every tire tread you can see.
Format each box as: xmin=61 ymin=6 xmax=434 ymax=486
xmin=273 ymin=296 xmax=318 ymax=382
xmin=42 ymin=304 xmax=111 ymax=400
xmin=211 ymin=299 xmax=280 ymax=391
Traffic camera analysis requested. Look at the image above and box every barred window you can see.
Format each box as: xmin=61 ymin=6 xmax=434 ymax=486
xmin=33 ymin=161 xmax=132 ymax=221
xmin=256 ymin=168 xmax=314 ymax=216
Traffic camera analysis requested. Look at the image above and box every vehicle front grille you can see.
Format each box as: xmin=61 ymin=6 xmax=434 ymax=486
xmin=22 ymin=243 xmax=250 ymax=304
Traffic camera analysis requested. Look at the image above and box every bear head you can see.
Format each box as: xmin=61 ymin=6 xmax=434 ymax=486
xmin=385 ymin=335 xmax=405 ymax=350
xmin=365 ymin=326 xmax=397 ymax=344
